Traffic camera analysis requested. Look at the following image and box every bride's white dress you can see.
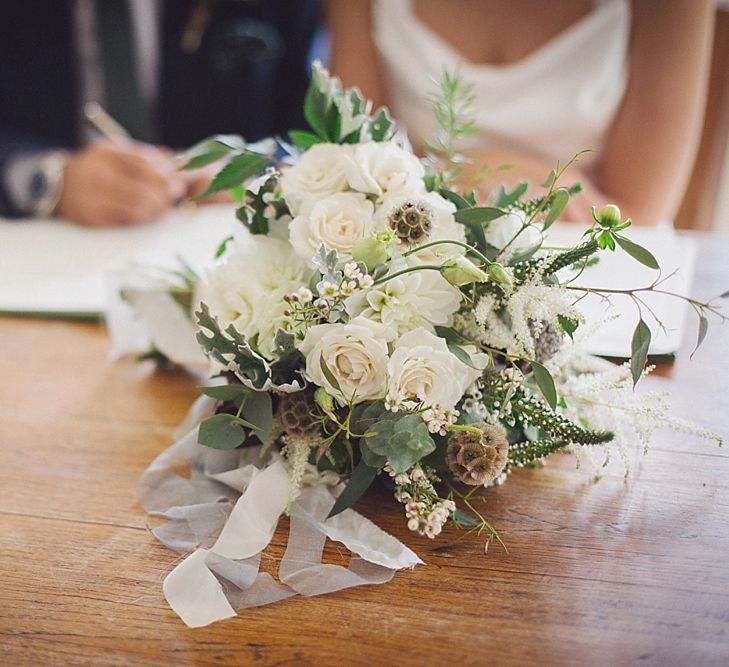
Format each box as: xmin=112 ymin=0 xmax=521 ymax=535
xmin=373 ymin=0 xmax=630 ymax=165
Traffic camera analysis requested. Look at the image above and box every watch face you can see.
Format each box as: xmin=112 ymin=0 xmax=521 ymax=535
xmin=30 ymin=170 xmax=49 ymax=202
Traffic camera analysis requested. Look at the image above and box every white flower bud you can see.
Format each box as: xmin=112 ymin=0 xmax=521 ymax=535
xmin=440 ymin=255 xmax=490 ymax=286
xmin=598 ymin=204 xmax=622 ymax=228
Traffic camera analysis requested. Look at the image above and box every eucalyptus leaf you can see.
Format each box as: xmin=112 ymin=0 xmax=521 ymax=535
xmin=438 ymin=188 xmax=471 ymax=211
xmin=454 ymin=207 xmax=506 ymax=225
xmin=531 ymin=360 xmax=558 ymax=410
xmin=544 ymin=187 xmax=570 ymax=230
xmin=327 ymin=459 xmax=379 ymax=518
xmin=690 ymin=315 xmax=709 ymax=359
xmin=364 ymin=413 xmax=436 ymax=473
xmin=359 ymin=439 xmax=388 ymax=468
xmin=198 ymin=384 xmax=250 ymax=402
xmin=447 ymin=343 xmax=482 ymax=370
xmin=241 ymin=391 xmax=273 ymax=441
xmin=434 ymin=325 xmax=464 ymax=344
xmin=630 ymin=319 xmax=652 ymax=387
xmin=542 ymin=169 xmax=557 ymax=189
xmin=614 ymin=235 xmax=659 ymax=270
xmin=198 ymin=413 xmax=247 ymax=450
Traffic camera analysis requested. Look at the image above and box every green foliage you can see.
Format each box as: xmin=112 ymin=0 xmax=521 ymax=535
xmin=614 ymin=234 xmax=659 ymax=270
xmin=199 ymin=384 xmax=250 ymax=402
xmin=178 ymin=134 xmax=246 ymax=170
xmin=425 ymin=69 xmax=478 ymax=184
xmin=511 ymin=239 xmax=600 ymax=283
xmin=288 ymin=129 xmax=320 ymax=149
xmin=235 ymin=171 xmax=287 ymax=235
xmin=242 ymin=391 xmax=273 ymax=442
xmin=530 ymin=361 xmax=557 ymax=410
xmin=557 ymin=314 xmax=579 ymax=339
xmin=363 ymin=413 xmax=436 ymax=473
xmin=494 ymin=181 xmax=529 ymax=209
xmin=481 ymin=375 xmax=613 ymax=446
xmin=508 ymin=439 xmax=569 ymax=466
xmin=197 ymin=153 xmax=269 ymax=199
xmin=691 ymin=315 xmax=709 ymax=359
xmin=327 ymin=459 xmax=379 ymax=518
xmin=367 ymin=107 xmax=395 ymax=141
xmin=214 ymin=235 xmax=235 ymax=259
xmin=630 ymin=319 xmax=651 ymax=387
xmin=198 ymin=413 xmax=251 ymax=450
xmin=196 ymin=303 xmax=270 ymax=388
xmin=543 ymin=188 xmax=570 ymax=230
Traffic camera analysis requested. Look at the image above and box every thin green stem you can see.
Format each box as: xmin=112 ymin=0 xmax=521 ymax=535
xmin=403 ymin=239 xmax=494 ymax=266
xmin=372 ymin=264 xmax=444 ymax=286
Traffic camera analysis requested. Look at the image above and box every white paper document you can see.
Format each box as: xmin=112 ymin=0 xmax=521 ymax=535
xmin=0 ymin=210 xmax=696 ymax=358
xmin=0 ymin=205 xmax=238 ymax=317
xmin=545 ymin=223 xmax=697 ymax=358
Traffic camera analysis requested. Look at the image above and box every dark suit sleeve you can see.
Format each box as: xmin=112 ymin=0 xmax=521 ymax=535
xmin=0 ymin=2 xmax=78 ymax=217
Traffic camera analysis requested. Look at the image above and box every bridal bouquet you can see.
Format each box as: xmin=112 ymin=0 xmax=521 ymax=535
xmin=123 ymin=64 xmax=724 ymax=627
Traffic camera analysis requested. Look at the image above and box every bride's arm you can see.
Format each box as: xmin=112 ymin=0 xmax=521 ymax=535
xmin=438 ymin=0 xmax=714 ymax=227
xmin=326 ymin=0 xmax=387 ymax=109
xmin=593 ymin=0 xmax=714 ymax=226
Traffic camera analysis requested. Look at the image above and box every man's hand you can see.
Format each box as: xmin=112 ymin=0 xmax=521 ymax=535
xmin=57 ymin=142 xmax=186 ymax=226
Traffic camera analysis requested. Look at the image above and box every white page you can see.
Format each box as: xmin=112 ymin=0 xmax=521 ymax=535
xmin=545 ymin=223 xmax=697 ymax=357
xmin=0 ymin=205 xmax=239 ymax=317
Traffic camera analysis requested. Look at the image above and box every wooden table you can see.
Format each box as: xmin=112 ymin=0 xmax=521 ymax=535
xmin=1 ymin=233 xmax=727 ymax=666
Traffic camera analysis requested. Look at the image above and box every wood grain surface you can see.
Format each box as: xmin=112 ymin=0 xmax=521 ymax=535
xmin=1 ymin=233 xmax=727 ymax=666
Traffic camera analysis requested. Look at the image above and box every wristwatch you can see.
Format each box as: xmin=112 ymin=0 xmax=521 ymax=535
xmin=28 ymin=151 xmax=69 ymax=217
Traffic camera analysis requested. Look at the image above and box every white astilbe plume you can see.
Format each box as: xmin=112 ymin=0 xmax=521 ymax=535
xmin=547 ymin=347 xmax=722 ymax=478
xmin=472 ymin=279 xmax=582 ymax=359
xmin=281 ymin=436 xmax=317 ymax=511
xmin=506 ymin=282 xmax=582 ymax=358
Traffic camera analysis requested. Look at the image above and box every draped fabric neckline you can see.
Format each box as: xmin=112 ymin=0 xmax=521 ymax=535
xmin=373 ymin=0 xmax=631 ymax=164
xmin=406 ymin=0 xmax=616 ymax=75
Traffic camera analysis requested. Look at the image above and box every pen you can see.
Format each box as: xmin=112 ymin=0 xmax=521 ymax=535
xmin=83 ymin=102 xmax=131 ymax=143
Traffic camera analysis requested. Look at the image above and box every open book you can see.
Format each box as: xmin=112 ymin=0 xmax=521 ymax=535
xmin=0 ymin=205 xmax=238 ymax=318
xmin=545 ymin=223 xmax=697 ymax=358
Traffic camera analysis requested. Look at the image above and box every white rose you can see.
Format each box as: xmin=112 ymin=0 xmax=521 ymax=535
xmin=299 ymin=317 xmax=395 ymax=405
xmin=344 ymin=258 xmax=461 ymax=334
xmin=345 ymin=141 xmax=426 ymax=200
xmin=279 ymin=143 xmax=352 ymax=215
xmin=375 ymin=191 xmax=466 ymax=262
xmin=386 ymin=328 xmax=486 ymax=410
xmin=484 ymin=209 xmax=543 ymax=255
xmin=289 ymin=192 xmax=375 ymax=264
xmin=198 ymin=236 xmax=307 ymax=355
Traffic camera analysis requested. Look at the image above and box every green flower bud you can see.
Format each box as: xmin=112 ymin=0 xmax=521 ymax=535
xmin=440 ymin=255 xmax=490 ymax=286
xmin=314 ymin=386 xmax=335 ymax=415
xmin=487 ymin=263 xmax=514 ymax=289
xmin=352 ymin=235 xmax=390 ymax=271
xmin=598 ymin=204 xmax=622 ymax=228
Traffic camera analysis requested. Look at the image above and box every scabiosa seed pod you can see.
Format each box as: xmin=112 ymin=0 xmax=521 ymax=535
xmin=446 ymin=422 xmax=509 ymax=486
xmin=387 ymin=199 xmax=434 ymax=245
xmin=277 ymin=390 xmax=321 ymax=439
